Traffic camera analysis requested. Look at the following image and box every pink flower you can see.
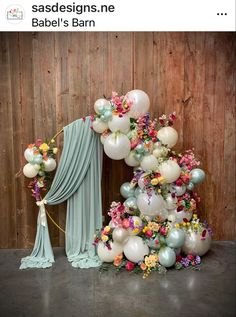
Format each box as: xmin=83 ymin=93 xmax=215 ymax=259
xmin=160 ymin=227 xmax=167 ymax=235
xmin=122 ymin=218 xmax=130 ymax=229
xmin=125 ymin=261 xmax=135 ymax=271
xmin=187 ymin=254 xmax=194 ymax=261
xmin=145 ymin=230 xmax=153 ymax=238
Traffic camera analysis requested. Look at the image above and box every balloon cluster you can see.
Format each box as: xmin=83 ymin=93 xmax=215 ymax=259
xmin=23 ymin=139 xmax=58 ymax=200
xmin=93 ymin=90 xmax=212 ymax=277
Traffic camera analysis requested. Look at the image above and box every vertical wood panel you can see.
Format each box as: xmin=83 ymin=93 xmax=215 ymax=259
xmin=0 ymin=32 xmax=235 ymax=247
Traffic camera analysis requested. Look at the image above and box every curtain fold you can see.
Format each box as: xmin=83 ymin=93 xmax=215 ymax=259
xmin=20 ymin=117 xmax=103 ymax=269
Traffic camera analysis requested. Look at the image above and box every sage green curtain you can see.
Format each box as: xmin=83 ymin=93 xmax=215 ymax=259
xmin=20 ymin=117 xmax=103 ymax=269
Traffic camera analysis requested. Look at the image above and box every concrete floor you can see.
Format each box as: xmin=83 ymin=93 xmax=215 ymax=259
xmin=0 ymin=242 xmax=235 ymax=317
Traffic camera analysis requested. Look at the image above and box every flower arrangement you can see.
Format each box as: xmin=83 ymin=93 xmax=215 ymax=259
xmin=23 ymin=139 xmax=58 ymax=200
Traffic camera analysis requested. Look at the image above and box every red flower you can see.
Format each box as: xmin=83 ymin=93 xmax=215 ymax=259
xmin=187 ymin=255 xmax=194 ymax=261
xmin=176 ymin=255 xmax=182 ymax=262
xmin=160 ymin=227 xmax=167 ymax=235
xmin=202 ymin=229 xmax=207 ymax=238
xmin=125 ymin=261 xmax=135 ymax=271
xmin=145 ymin=230 xmax=153 ymax=238
xmin=177 ymin=206 xmax=184 ymax=212
xmin=175 ymin=179 xmax=183 ymax=186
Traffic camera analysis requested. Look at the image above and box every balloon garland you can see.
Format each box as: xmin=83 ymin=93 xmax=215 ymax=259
xmin=22 ymin=89 xmax=212 ymax=277
xmin=92 ymin=90 xmax=212 ymax=277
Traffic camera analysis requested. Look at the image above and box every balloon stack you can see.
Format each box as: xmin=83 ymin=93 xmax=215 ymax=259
xmin=93 ymin=90 xmax=212 ymax=277
xmin=23 ymin=140 xmax=58 ymax=201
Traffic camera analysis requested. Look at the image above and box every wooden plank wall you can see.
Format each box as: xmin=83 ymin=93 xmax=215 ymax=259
xmin=0 ymin=32 xmax=235 ymax=248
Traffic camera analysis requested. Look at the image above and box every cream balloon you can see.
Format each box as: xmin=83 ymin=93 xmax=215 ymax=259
xmin=137 ymin=192 xmax=165 ymax=216
xmin=24 ymin=148 xmax=34 ymax=162
xmin=94 ymin=98 xmax=110 ymax=114
xmin=100 ymin=132 xmax=111 ymax=145
xmin=108 ymin=114 xmax=130 ymax=134
xmin=43 ymin=158 xmax=57 ymax=172
xmin=140 ymin=155 xmax=158 ymax=172
xmin=123 ymin=236 xmax=149 ymax=263
xmin=92 ymin=118 xmax=108 ymax=134
xmin=97 ymin=241 xmax=123 ymax=263
xmin=23 ymin=163 xmax=39 ymax=178
xmin=124 ymin=151 xmax=140 ymax=167
xmin=158 ymin=126 xmax=178 ymax=148
xmin=182 ymin=229 xmax=211 ymax=256
xmin=159 ymin=160 xmax=181 ymax=183
xmin=112 ymin=227 xmax=129 ymax=244
xmin=104 ymin=132 xmax=131 ymax=160
xmin=168 ymin=209 xmax=193 ymax=223
xmin=165 ymin=193 xmax=178 ymax=210
xmin=126 ymin=90 xmax=150 ymax=119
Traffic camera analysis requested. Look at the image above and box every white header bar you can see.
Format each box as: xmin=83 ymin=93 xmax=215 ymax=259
xmin=0 ymin=0 xmax=235 ymax=32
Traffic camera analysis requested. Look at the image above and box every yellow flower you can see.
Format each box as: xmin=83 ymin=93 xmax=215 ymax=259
xmin=151 ymin=178 xmax=159 ymax=186
xmin=103 ymin=226 xmax=111 ymax=233
xmin=143 ymin=226 xmax=148 ymax=233
xmin=193 ymin=214 xmax=198 ymax=219
xmin=182 ymin=222 xmax=187 ymax=227
xmin=53 ymin=147 xmax=58 ymax=154
xmin=39 ymin=143 xmax=49 ymax=152
xmin=145 ymin=254 xmax=158 ymax=268
xmin=157 ymin=189 xmax=161 ymax=194
xmin=132 ymin=228 xmax=139 ymax=234
xmin=101 ymin=235 xmax=108 ymax=242
xmin=147 ymin=222 xmax=160 ymax=232
xmin=194 ymin=223 xmax=199 ymax=229
xmin=175 ymin=223 xmax=180 ymax=228
xmin=187 ymin=222 xmax=190 ymax=226
xmin=157 ymin=176 xmax=165 ymax=184
xmin=50 ymin=139 xmax=55 ymax=143
xmin=134 ymin=220 xmax=140 ymax=226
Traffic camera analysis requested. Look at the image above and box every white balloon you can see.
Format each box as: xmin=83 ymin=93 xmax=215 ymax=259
xmin=43 ymin=158 xmax=57 ymax=172
xmin=104 ymin=132 xmax=131 ymax=160
xmin=138 ymin=173 xmax=148 ymax=189
xmin=94 ymin=98 xmax=110 ymax=114
xmin=92 ymin=118 xmax=108 ymax=134
xmin=159 ymin=160 xmax=181 ymax=183
xmin=137 ymin=192 xmax=165 ymax=216
xmin=100 ymin=132 xmax=111 ymax=145
xmin=24 ymin=148 xmax=34 ymax=162
xmin=33 ymin=164 xmax=41 ymax=171
xmin=124 ymin=151 xmax=140 ymax=167
xmin=155 ymin=208 xmax=169 ymax=222
xmin=23 ymin=163 xmax=38 ymax=178
xmin=140 ymin=155 xmax=158 ymax=172
xmin=182 ymin=229 xmax=211 ymax=256
xmin=168 ymin=209 xmax=193 ymax=223
xmin=126 ymin=90 xmax=150 ymax=119
xmin=108 ymin=114 xmax=130 ymax=134
xmin=124 ymin=236 xmax=149 ymax=263
xmin=171 ymin=184 xmax=186 ymax=196
xmin=112 ymin=227 xmax=129 ymax=244
xmin=158 ymin=127 xmax=178 ymax=148
xmin=97 ymin=241 xmax=123 ymax=263
xmin=165 ymin=193 xmax=178 ymax=210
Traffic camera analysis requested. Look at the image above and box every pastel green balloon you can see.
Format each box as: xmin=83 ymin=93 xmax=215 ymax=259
xmin=158 ymin=247 xmax=176 ymax=268
xmin=103 ymin=110 xmax=112 ymax=121
xmin=166 ymin=228 xmax=185 ymax=248
xmin=147 ymin=235 xmax=161 ymax=250
xmin=134 ymin=187 xmax=142 ymax=198
xmin=134 ymin=153 xmax=143 ymax=162
xmin=135 ymin=143 xmax=144 ymax=154
xmin=124 ymin=196 xmax=138 ymax=211
xmin=32 ymin=154 xmax=43 ymax=165
xmin=187 ymin=182 xmax=195 ymax=190
xmin=190 ymin=168 xmax=205 ymax=184
xmin=120 ymin=182 xmax=135 ymax=199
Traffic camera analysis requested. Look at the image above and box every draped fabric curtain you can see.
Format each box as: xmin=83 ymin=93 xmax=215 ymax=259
xmin=20 ymin=117 xmax=103 ymax=269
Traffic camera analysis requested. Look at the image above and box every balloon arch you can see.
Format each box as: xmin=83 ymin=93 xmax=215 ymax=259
xmin=22 ymin=89 xmax=212 ymax=277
